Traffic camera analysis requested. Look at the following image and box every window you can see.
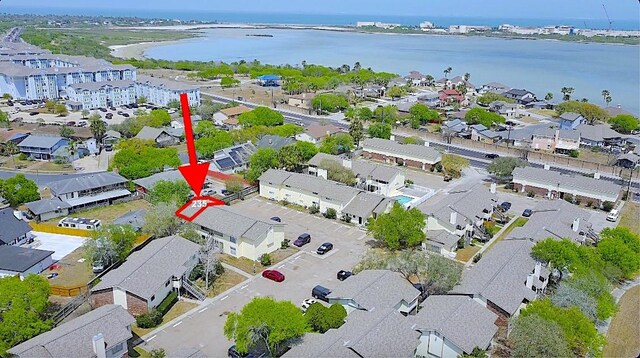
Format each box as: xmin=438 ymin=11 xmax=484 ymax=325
xmin=230 ymin=247 xmax=236 ymax=255
xmin=109 ymin=342 xmax=124 ymax=355
xmin=165 ymin=280 xmax=170 ymax=287
xmin=150 ymin=295 xmax=155 ymax=301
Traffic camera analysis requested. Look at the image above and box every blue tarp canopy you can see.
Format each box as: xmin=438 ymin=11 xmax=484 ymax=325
xmin=258 ymin=74 xmax=281 ymax=81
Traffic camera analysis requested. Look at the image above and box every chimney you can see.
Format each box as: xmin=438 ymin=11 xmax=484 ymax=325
xmin=424 ymin=141 xmax=430 ymax=147
xmin=543 ymin=164 xmax=550 ymax=170
xmin=317 ymin=168 xmax=328 ymax=180
xmin=342 ymin=159 xmax=352 ymax=169
xmin=594 ymin=173 xmax=600 ymax=179
xmin=534 ymin=262 xmax=542 ymax=278
xmin=390 ymin=135 xmax=395 ymax=141
xmin=490 ymin=182 xmax=497 ymax=194
xmin=572 ymin=217 xmax=580 ymax=232
xmin=526 ymin=274 xmax=534 ymax=289
xmin=449 ymin=211 xmax=457 ymax=225
xmin=92 ymin=334 xmax=107 ymax=358
xmin=269 ymin=138 xmax=273 ymax=145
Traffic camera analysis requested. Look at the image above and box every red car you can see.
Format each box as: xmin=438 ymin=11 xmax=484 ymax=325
xmin=262 ymin=270 xmax=285 ymax=282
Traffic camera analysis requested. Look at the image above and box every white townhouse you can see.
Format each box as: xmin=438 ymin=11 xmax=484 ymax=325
xmin=135 ymin=75 xmax=201 ymax=107
xmin=67 ymin=80 xmax=137 ymax=110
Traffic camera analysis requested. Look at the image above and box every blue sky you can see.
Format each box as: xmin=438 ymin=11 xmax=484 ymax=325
xmin=3 ymin=0 xmax=640 ymax=20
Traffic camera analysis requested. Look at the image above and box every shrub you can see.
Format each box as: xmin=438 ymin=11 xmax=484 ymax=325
xmin=279 ymin=199 xmax=290 ymax=207
xmin=324 ymin=208 xmax=337 ymax=219
xmin=17 ymin=153 xmax=27 ymax=160
xmin=602 ymin=201 xmax=614 ymax=212
xmin=569 ymin=149 xmax=580 ymax=158
xmin=404 ymin=179 xmax=414 ymax=185
xmin=527 ymin=191 xmax=535 ymax=198
xmin=309 ymin=204 xmax=320 ymax=214
xmin=564 ymin=194 xmax=574 ymax=203
xmin=136 ymin=309 xmax=163 ymax=328
xmin=260 ymin=253 xmax=272 ymax=266
xmin=434 ymin=162 xmax=443 ymax=173
xmin=156 ymin=291 xmax=178 ymax=315
xmin=281 ymin=239 xmax=290 ymax=249
xmin=341 ymin=214 xmax=352 ymax=223
xmin=473 ymin=253 xmax=482 ymax=263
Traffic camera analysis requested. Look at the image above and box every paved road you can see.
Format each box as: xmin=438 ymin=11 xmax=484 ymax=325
xmin=0 ymin=169 xmax=88 ymax=186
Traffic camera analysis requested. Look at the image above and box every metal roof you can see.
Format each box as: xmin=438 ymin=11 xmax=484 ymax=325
xmin=49 ymin=172 xmax=128 ymax=196
xmin=25 ymin=198 xmax=71 ymax=215
xmin=17 ymin=135 xmax=67 ymax=150
xmin=363 ymin=138 xmax=442 ymax=164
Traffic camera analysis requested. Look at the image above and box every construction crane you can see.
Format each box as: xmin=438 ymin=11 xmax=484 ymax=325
xmin=602 ymin=3 xmax=614 ymax=31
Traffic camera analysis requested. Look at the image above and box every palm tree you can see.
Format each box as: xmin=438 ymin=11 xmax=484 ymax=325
xmin=81 ymin=109 xmax=90 ymax=119
xmin=602 ymin=90 xmax=612 ymax=106
xmin=89 ymin=117 xmax=107 ymax=144
xmin=5 ymin=141 xmax=18 ymax=168
xmin=248 ymin=324 xmax=272 ymax=357
xmin=605 ymin=95 xmax=612 ymax=107
xmin=456 ymin=83 xmax=468 ymax=95
xmin=425 ymin=74 xmax=434 ymax=86
xmin=581 ymin=98 xmax=589 ymax=103
xmin=463 ymin=72 xmax=471 ymax=82
xmin=353 ymin=61 xmax=361 ymax=71
xmin=444 ymin=67 xmax=452 ymax=79
xmin=545 ymin=92 xmax=553 ymax=101
xmin=560 ymin=87 xmax=574 ymax=101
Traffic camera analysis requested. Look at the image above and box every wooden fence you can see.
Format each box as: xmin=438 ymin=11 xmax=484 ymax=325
xmin=50 ymin=284 xmax=89 ymax=297
xmin=29 ymin=223 xmax=93 ymax=237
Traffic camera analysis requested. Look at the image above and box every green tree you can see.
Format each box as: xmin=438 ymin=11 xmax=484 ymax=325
xmin=221 ymin=76 xmax=240 ymax=88
xmin=194 ymin=120 xmax=217 ymax=138
xmin=0 ymin=275 xmax=52 ymax=355
xmin=45 ymin=100 xmax=56 ymax=112
xmin=89 ymin=117 xmax=107 ymax=143
xmin=386 ymin=86 xmax=406 ymax=100
xmin=441 ymin=154 xmax=469 ymax=178
xmin=348 ymin=118 xmax=364 ymax=146
xmin=167 ymin=99 xmax=181 ymax=109
xmin=476 ymin=93 xmax=515 ymax=106
xmin=464 ymin=108 xmax=506 ymax=128
xmin=509 ymin=314 xmax=572 ymax=358
xmin=443 ymin=66 xmax=452 ymax=78
xmin=110 ymin=139 xmax=181 ymax=180
xmin=91 ymin=224 xmax=137 ymax=261
xmin=81 ymin=109 xmax=90 ymax=119
xmin=54 ymin=103 xmax=68 ymax=116
xmin=224 ymin=297 xmax=309 ymax=356
xmin=196 ymin=104 xmax=220 ymax=121
xmin=601 ymin=90 xmax=611 ymax=106
xmin=0 ymin=174 xmax=40 ymax=207
xmin=59 ymin=125 xmax=74 ymax=138
xmin=608 ymin=114 xmax=639 ymax=134
xmin=560 ymin=87 xmax=574 ymax=101
xmin=1 ymin=93 xmax=12 ymax=100
xmin=146 ymin=109 xmax=172 ymax=128
xmin=319 ymin=133 xmax=354 ymax=155
xmin=225 ymin=176 xmax=245 ymax=194
xmin=318 ymin=159 xmax=357 ymax=186
xmin=487 ymin=157 xmax=527 ymax=178
xmin=247 ymin=148 xmax=280 ymax=182
xmin=403 ymin=136 xmax=420 ymax=145
xmin=149 ymin=180 xmax=191 ymax=204
xmin=545 ymin=92 xmax=554 ymax=101
xmin=597 ymin=227 xmax=640 ymax=279
xmin=305 ymin=303 xmax=347 ymax=333
xmin=357 ymin=107 xmax=374 ymax=121
xmin=238 ymin=107 xmax=284 ymax=127
xmin=368 ymin=203 xmax=425 ymax=250
xmin=294 ymin=141 xmax=318 ymax=162
xmin=137 ymin=96 xmax=148 ymax=104
xmin=311 ymin=93 xmax=349 ymax=113
xmin=556 ymin=101 xmax=609 ymax=124
xmin=409 ymin=103 xmax=440 ymax=129
xmin=0 ymin=110 xmax=9 ymax=128
xmin=277 ymin=144 xmax=303 ymax=171
xmin=269 ymin=123 xmax=303 ymax=138
xmin=368 ymin=122 xmax=392 ymax=139
xmin=195 ymin=130 xmax=234 ymax=159
xmin=143 ymin=202 xmax=185 ymax=238
xmin=373 ymin=105 xmax=397 ymax=124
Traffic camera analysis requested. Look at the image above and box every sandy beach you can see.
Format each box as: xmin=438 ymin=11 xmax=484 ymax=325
xmin=109 ymin=40 xmax=189 ymax=59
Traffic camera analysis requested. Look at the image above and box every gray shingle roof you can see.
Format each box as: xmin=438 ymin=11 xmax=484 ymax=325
xmin=18 ymin=135 xmax=66 ymax=150
xmin=308 ymin=152 xmax=342 ymax=167
xmin=576 ymin=124 xmax=623 ymax=142
xmin=8 ymin=304 xmax=134 ymax=358
xmin=92 ymin=235 xmax=200 ymax=300
xmin=133 ymin=170 xmax=185 ymax=191
xmin=412 ymin=295 xmax=498 ymax=354
xmin=329 ymin=270 xmax=420 ymax=310
xmin=419 ymin=185 xmax=496 ymax=229
xmin=512 ymin=166 xmax=620 ymax=201
xmin=256 ymin=135 xmax=294 ymax=150
xmin=136 ymin=75 xmax=198 ymax=91
xmin=0 ymin=245 xmax=53 ymax=273
xmin=426 ymin=230 xmax=461 ymax=250
xmin=0 ymin=207 xmax=32 ymax=245
xmin=342 ymin=192 xmax=392 ymax=219
xmin=258 ymin=168 xmax=294 ymax=186
xmin=25 ymin=198 xmax=72 ymax=215
xmin=450 ymin=239 xmax=537 ymax=316
xmin=187 ymin=206 xmax=278 ymax=243
xmin=559 ymin=112 xmax=582 ymax=121
xmin=282 ymin=171 xmax=361 ymax=206
xmin=112 ymin=209 xmax=147 ymax=231
xmin=134 ymin=126 xmax=170 ymax=141
xmin=531 ymin=127 xmax=581 ymax=141
xmin=49 ymin=172 xmax=128 ymax=196
xmin=351 ymin=160 xmax=402 ymax=183
xmin=509 ymin=200 xmax=592 ymax=243
xmin=363 ymin=138 xmax=442 ymax=164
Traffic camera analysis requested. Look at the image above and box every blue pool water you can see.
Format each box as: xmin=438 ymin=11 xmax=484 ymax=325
xmin=394 ymin=195 xmax=413 ymax=205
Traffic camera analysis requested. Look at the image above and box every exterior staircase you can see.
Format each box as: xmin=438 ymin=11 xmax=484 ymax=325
xmin=182 ymin=278 xmax=206 ymax=301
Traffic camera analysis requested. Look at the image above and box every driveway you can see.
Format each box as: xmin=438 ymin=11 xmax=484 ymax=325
xmin=143 ymin=198 xmax=371 ymax=356
xmin=29 ymin=232 xmax=86 ymax=260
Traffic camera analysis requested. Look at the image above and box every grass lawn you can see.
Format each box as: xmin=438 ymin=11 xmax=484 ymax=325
xmin=208 ymin=270 xmax=247 ymax=297
xmin=31 ymin=160 xmax=74 ymax=172
xmin=456 ymin=245 xmax=481 ymax=262
xmin=43 ymin=199 xmax=151 ymax=225
xmin=132 ymin=300 xmax=198 ymax=337
xmin=529 ymin=109 xmax=557 ymax=117
xmin=485 ymin=217 xmax=529 ymax=252
xmin=270 ymin=247 xmax=299 ymax=265
xmin=219 ymin=254 xmax=258 ymax=275
xmin=41 ymin=246 xmax=94 ymax=289
xmin=578 ymin=149 xmax=614 ymax=165
xmin=619 ymin=202 xmax=640 ymax=236
xmin=128 ymin=345 xmax=151 ymax=358
xmin=603 ymin=286 xmax=640 ymax=358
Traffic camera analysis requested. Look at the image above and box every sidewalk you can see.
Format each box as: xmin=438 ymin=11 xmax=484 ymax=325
xmin=597 ymin=277 xmax=640 ymax=334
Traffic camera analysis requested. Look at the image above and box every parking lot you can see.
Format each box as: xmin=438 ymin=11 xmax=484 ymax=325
xmin=143 ymin=197 xmax=371 ymax=356
xmin=3 ymin=103 xmax=142 ymax=127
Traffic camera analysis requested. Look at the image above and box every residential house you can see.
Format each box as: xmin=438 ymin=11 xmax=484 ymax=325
xmin=186 ymin=205 xmax=285 ymax=260
xmin=530 ymin=128 xmax=581 ymax=153
xmin=356 ymin=85 xmax=385 ymax=98
xmin=488 ymin=100 xmax=518 ymax=118
xmin=259 ymin=169 xmax=392 ymax=225
xmin=91 ymin=235 xmax=200 ymax=316
xmin=576 ymin=124 xmax=625 ymax=148
xmin=8 ymin=305 xmax=135 ymax=358
xmin=510 ymin=200 xmax=595 ymax=244
xmin=470 ymin=125 xmax=502 ymax=144
xmin=503 ymin=89 xmax=536 ymax=105
xmin=295 ymin=123 xmax=343 ymax=145
xmin=287 ymin=93 xmax=316 ymax=109
xmin=436 ymin=76 xmax=474 ymax=92
xmin=558 ymin=112 xmax=585 ymax=130
xmin=412 ymin=296 xmax=498 ymax=358
xmin=449 ymin=239 xmax=549 ymax=323
xmin=25 ymin=197 xmax=71 ymax=222
xmin=210 ymin=142 xmax=256 ymax=174
xmin=404 ymin=71 xmax=427 ymax=86
xmin=133 ymin=169 xmax=185 ymax=194
xmin=212 ymin=105 xmax=252 ymax=128
xmin=616 ymin=152 xmax=640 ymax=169
xmin=423 ymin=230 xmax=462 ymax=256
xmin=112 ymin=209 xmax=147 ymax=231
xmin=438 ymin=89 xmax=464 ymax=104
xmin=388 ymin=76 xmax=409 ymax=88
xmin=442 ymin=118 xmax=468 ymax=137
xmin=0 ymin=245 xmax=54 ymax=278
xmin=396 ymin=101 xmax=415 ymax=114
xmin=328 ymin=270 xmax=420 ymax=315
xmin=418 ymin=184 xmax=497 ymax=245
xmin=103 ymin=130 xmax=122 ymax=145
xmin=362 ymin=138 xmax=442 ymax=171
xmin=512 ymin=166 xmax=620 ymax=206
xmin=134 ymin=126 xmax=180 ymax=147
xmin=256 ymin=135 xmax=295 ymax=151
xmin=307 ymin=152 xmax=405 ymax=196
xmin=417 ymin=91 xmax=441 ymax=108
xmin=17 ymin=134 xmax=68 ymax=160
xmin=49 ymin=172 xmax=130 ymax=211
xmin=0 ymin=207 xmax=32 ymax=246
xmin=479 ymin=82 xmax=511 ymax=94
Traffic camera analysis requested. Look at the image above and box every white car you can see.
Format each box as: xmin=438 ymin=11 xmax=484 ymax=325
xmin=301 ymin=298 xmax=317 ymax=312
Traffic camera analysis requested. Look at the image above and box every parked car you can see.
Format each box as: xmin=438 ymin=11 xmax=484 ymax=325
xmin=29 ymin=111 xmax=39 ymax=116
xmin=301 ymin=298 xmax=317 ymax=313
xmin=522 ymin=209 xmax=533 ymax=217
xmin=270 ymin=216 xmax=281 ymax=222
xmin=66 ymin=121 xmax=76 ymax=126
xmin=99 ymin=107 xmax=107 ymax=112
xmin=262 ymin=269 xmax=285 ymax=282
xmin=500 ymin=202 xmax=512 ymax=212
xmin=121 ymin=113 xmax=130 ymax=117
xmin=485 ymin=153 xmax=500 ymax=159
xmin=104 ymin=144 xmax=113 ymax=152
xmin=316 ymin=242 xmax=333 ymax=255
xmin=606 ymin=209 xmax=619 ymax=222
xmin=76 ymin=120 xmax=88 ymax=127
xmin=109 ymin=106 xmax=116 ymax=111
xmin=294 ymin=233 xmax=311 ymax=247
xmin=337 ymin=270 xmax=352 ymax=281
xmin=443 ymin=174 xmax=453 ymax=182
xmin=105 ymin=113 xmax=113 ymax=119
xmin=200 ymin=188 xmax=216 ymax=196
xmin=46 ymin=273 xmax=59 ymax=279
xmin=312 ymin=285 xmax=332 ymax=302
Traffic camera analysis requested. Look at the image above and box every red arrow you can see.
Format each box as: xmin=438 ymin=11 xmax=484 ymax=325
xmin=177 ymin=93 xmax=209 ymax=197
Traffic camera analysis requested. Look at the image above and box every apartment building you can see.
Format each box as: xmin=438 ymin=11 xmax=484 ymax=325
xmin=66 ymin=80 xmax=137 ymax=109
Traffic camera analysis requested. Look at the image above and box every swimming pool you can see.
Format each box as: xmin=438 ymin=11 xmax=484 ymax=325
xmin=394 ymin=195 xmax=414 ymax=205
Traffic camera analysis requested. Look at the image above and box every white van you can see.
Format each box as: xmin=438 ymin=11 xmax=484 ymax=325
xmin=606 ymin=209 xmax=619 ymax=222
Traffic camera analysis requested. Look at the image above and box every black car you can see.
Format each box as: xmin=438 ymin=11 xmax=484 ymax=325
xmin=294 ymin=233 xmax=311 ymax=247
xmin=270 ymin=216 xmax=281 ymax=222
xmin=99 ymin=107 xmax=108 ymax=112
xmin=29 ymin=111 xmax=39 ymax=116
xmin=122 ymin=113 xmax=130 ymax=117
xmin=485 ymin=153 xmax=500 ymax=159
xmin=522 ymin=209 xmax=533 ymax=217
xmin=337 ymin=270 xmax=352 ymax=281
xmin=104 ymin=144 xmax=113 ymax=152
xmin=105 ymin=113 xmax=113 ymax=119
xmin=500 ymin=201 xmax=512 ymax=212
xmin=316 ymin=242 xmax=333 ymax=255
xmin=312 ymin=285 xmax=332 ymax=302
